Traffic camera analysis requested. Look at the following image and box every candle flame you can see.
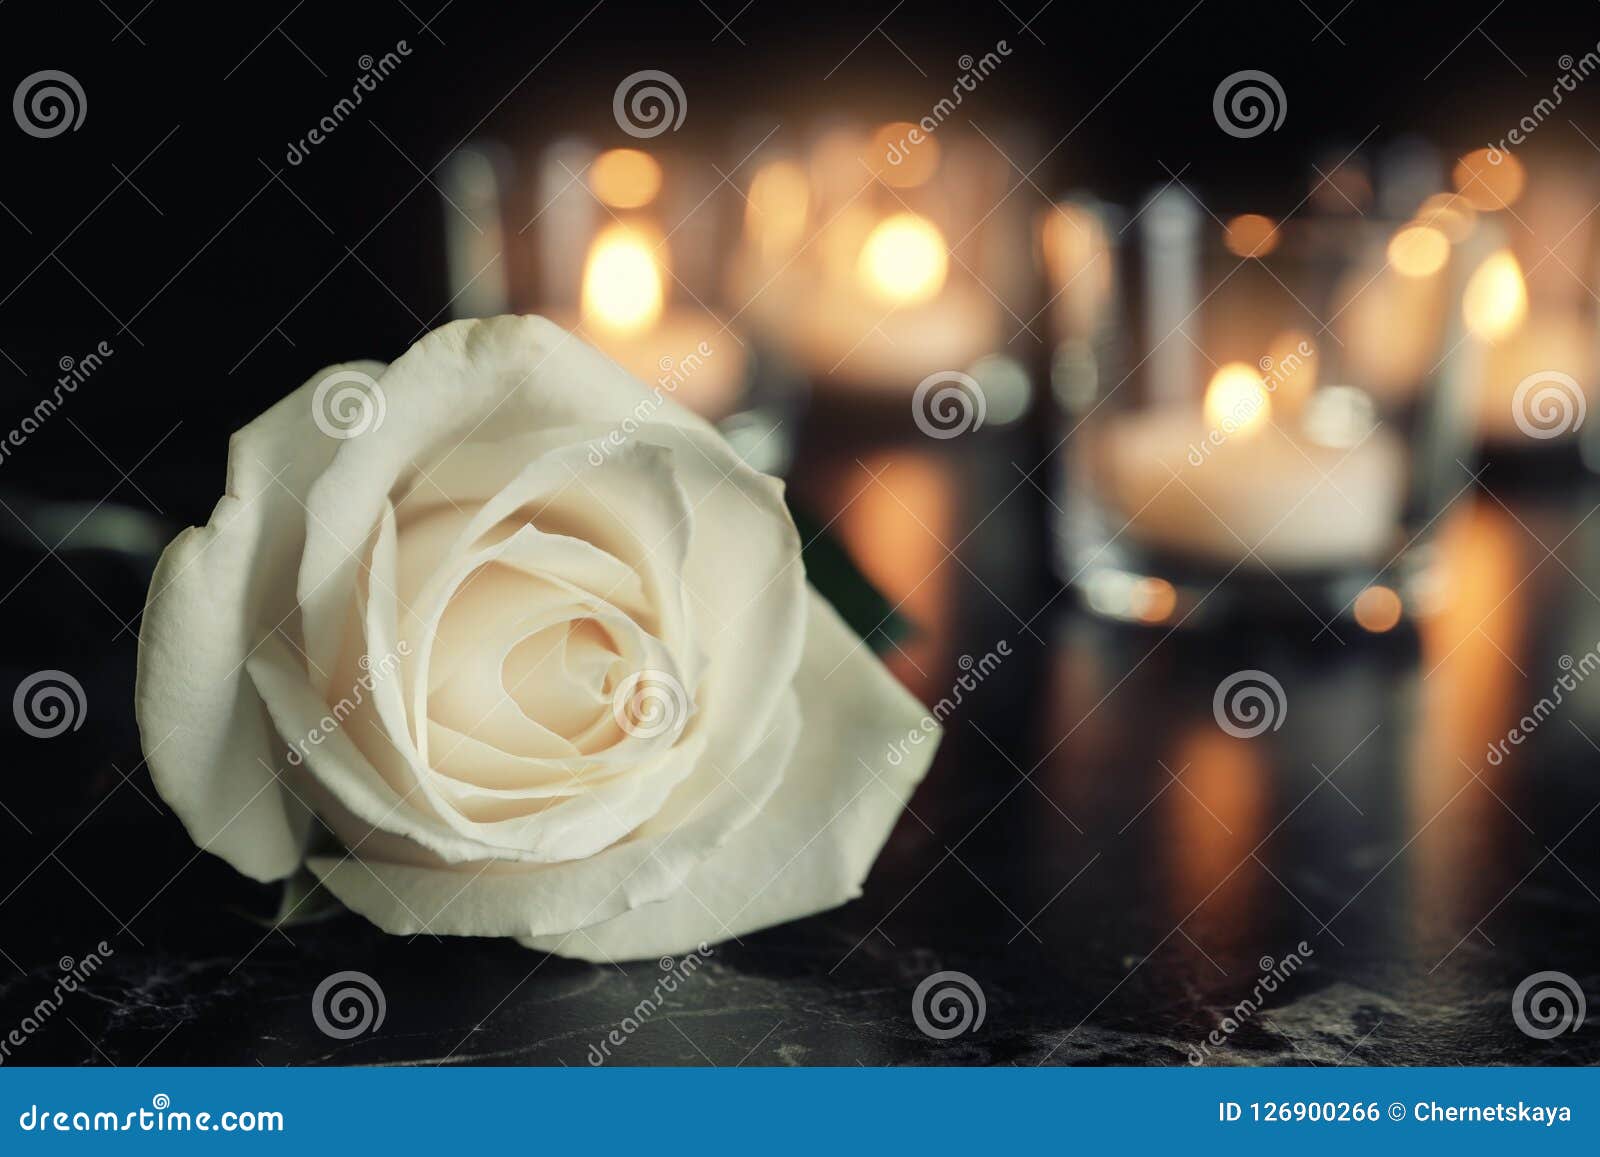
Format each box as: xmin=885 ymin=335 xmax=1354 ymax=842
xmin=1203 ymin=362 xmax=1271 ymax=438
xmin=580 ymin=224 xmax=664 ymax=336
xmin=858 ymin=213 xmax=949 ymax=306
xmin=1463 ymin=249 xmax=1528 ymax=342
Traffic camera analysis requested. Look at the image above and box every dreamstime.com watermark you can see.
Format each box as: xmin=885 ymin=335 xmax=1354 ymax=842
xmin=285 ymin=42 xmax=413 ymax=165
xmin=881 ymin=42 xmax=1012 ymax=166
xmin=311 ymin=367 xmax=387 ymax=439
xmin=1484 ymin=646 xmax=1600 ymax=766
xmin=1485 ymin=45 xmax=1600 ymax=160
xmin=912 ymin=970 xmax=986 ymax=1040
xmin=12 ymin=70 xmax=85 ymax=138
xmin=1511 ymin=970 xmax=1587 ymax=1039
xmin=12 ymin=669 xmax=87 ymax=738
xmin=587 ymin=341 xmax=715 ymax=466
xmin=886 ymin=640 xmax=1011 ymax=768
xmin=17 ymin=1095 xmax=283 ymax=1134
xmin=284 ymin=643 xmax=411 ymax=766
xmin=610 ymin=668 xmax=692 ymax=741
xmin=1213 ymin=669 xmax=1287 ymax=739
xmin=1213 ymin=70 xmax=1286 ymax=138
xmin=911 ymin=370 xmax=986 ymax=439
xmin=613 ymin=70 xmax=686 ymax=138
xmin=0 ymin=342 xmax=113 ymax=468
xmin=586 ymin=944 xmax=713 ymax=1064
xmin=1187 ymin=942 xmax=1314 ymax=1064
xmin=312 ymin=970 xmax=386 ymax=1040
xmin=0 ymin=942 xmax=113 ymax=1065
xmin=1510 ymin=369 xmax=1586 ymax=440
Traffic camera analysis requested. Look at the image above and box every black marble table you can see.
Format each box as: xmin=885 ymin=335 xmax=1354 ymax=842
xmin=2 ymin=423 xmax=1599 ymax=1067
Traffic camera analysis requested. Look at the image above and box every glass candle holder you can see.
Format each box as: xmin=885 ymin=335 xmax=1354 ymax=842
xmin=440 ymin=135 xmax=756 ymax=424
xmin=726 ymin=122 xmax=1035 ymax=401
xmin=1045 ymin=188 xmax=1499 ymax=632
xmin=1440 ymin=149 xmax=1600 ymax=470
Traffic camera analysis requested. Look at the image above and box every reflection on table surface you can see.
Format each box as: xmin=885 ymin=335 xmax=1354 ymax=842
xmin=2 ymin=420 xmax=1598 ymax=1066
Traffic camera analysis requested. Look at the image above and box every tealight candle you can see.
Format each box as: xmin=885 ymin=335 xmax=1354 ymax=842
xmin=743 ymin=208 xmax=1000 ymax=393
xmin=1460 ymin=250 xmax=1596 ymax=444
xmin=1097 ymin=362 xmax=1407 ymax=569
xmin=554 ymin=222 xmax=747 ymax=419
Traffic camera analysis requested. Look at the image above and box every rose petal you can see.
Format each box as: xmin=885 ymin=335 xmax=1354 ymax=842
xmin=134 ymin=360 xmax=385 ymax=882
xmin=297 ymin=317 xmax=705 ymax=691
xmin=304 ymin=688 xmax=802 ymax=937
xmin=518 ymin=589 xmax=938 ymax=961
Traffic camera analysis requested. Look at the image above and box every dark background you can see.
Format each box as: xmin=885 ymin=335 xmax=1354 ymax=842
xmin=1 ymin=0 xmax=1597 ymax=510
xmin=2 ymin=0 xmax=1600 ymax=1066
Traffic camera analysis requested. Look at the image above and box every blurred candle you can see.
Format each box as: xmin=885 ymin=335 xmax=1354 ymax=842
xmin=1140 ymin=186 xmax=1203 ymax=404
xmin=559 ymin=220 xmax=747 ymax=419
xmin=441 ymin=144 xmax=512 ymax=319
xmin=1463 ymin=250 xmax=1595 ymax=443
xmin=1099 ymin=360 xmax=1406 ymax=568
xmin=791 ymin=210 xmax=1000 ymax=393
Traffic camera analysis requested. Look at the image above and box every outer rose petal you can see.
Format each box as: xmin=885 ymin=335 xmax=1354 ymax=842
xmin=304 ymin=590 xmax=936 ymax=957
xmin=518 ymin=590 xmax=938 ymax=961
xmin=304 ymin=691 xmax=801 ymax=937
xmin=134 ymin=360 xmax=386 ymax=882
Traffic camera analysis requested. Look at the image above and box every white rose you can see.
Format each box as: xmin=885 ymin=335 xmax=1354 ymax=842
xmin=134 ymin=316 xmax=938 ymax=962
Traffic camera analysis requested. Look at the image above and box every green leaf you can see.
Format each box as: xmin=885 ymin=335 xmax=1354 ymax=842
xmin=786 ymin=498 xmax=913 ymax=656
xmin=229 ymin=867 xmax=345 ymax=930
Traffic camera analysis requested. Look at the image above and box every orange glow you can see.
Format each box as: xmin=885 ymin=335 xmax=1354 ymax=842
xmin=828 ymin=451 xmax=954 ymax=697
xmin=1452 ymin=148 xmax=1525 ymax=211
xmin=1387 ymin=225 xmax=1450 ymax=278
xmin=1265 ymin=330 xmax=1317 ymax=416
xmin=1163 ymin=726 xmax=1267 ymax=940
xmin=580 ymin=224 xmax=664 ymax=336
xmin=1203 ymin=362 xmax=1271 ymax=437
xmin=1353 ymin=585 xmax=1403 ymax=633
xmin=1223 ymin=213 xmax=1280 ymax=258
xmin=1463 ymin=250 xmax=1528 ymax=342
xmin=870 ymin=121 xmax=941 ymax=188
xmin=588 ymin=148 xmax=663 ymax=210
xmin=745 ymin=159 xmax=810 ymax=261
xmin=1132 ymin=577 xmax=1178 ymax=624
xmin=1039 ymin=204 xmax=1112 ymax=339
xmin=1415 ymin=192 xmax=1477 ymax=242
xmin=857 ymin=213 xmax=949 ymax=306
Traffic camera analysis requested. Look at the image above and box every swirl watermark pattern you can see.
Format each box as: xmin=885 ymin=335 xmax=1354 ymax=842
xmin=613 ymin=70 xmax=686 ymax=138
xmin=311 ymin=970 xmax=387 ymax=1040
xmin=1512 ymin=970 xmax=1586 ymax=1039
xmin=311 ymin=368 xmax=387 ymax=440
xmin=1212 ymin=669 xmax=1286 ymax=738
xmin=611 ymin=669 xmax=690 ymax=740
xmin=13 ymin=71 xmax=86 ymax=138
xmin=1212 ymin=70 xmax=1286 ymax=138
xmin=1511 ymin=370 xmax=1585 ymax=439
xmin=911 ymin=970 xmax=986 ymax=1040
xmin=912 ymin=370 xmax=986 ymax=439
xmin=13 ymin=670 xmax=86 ymax=738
